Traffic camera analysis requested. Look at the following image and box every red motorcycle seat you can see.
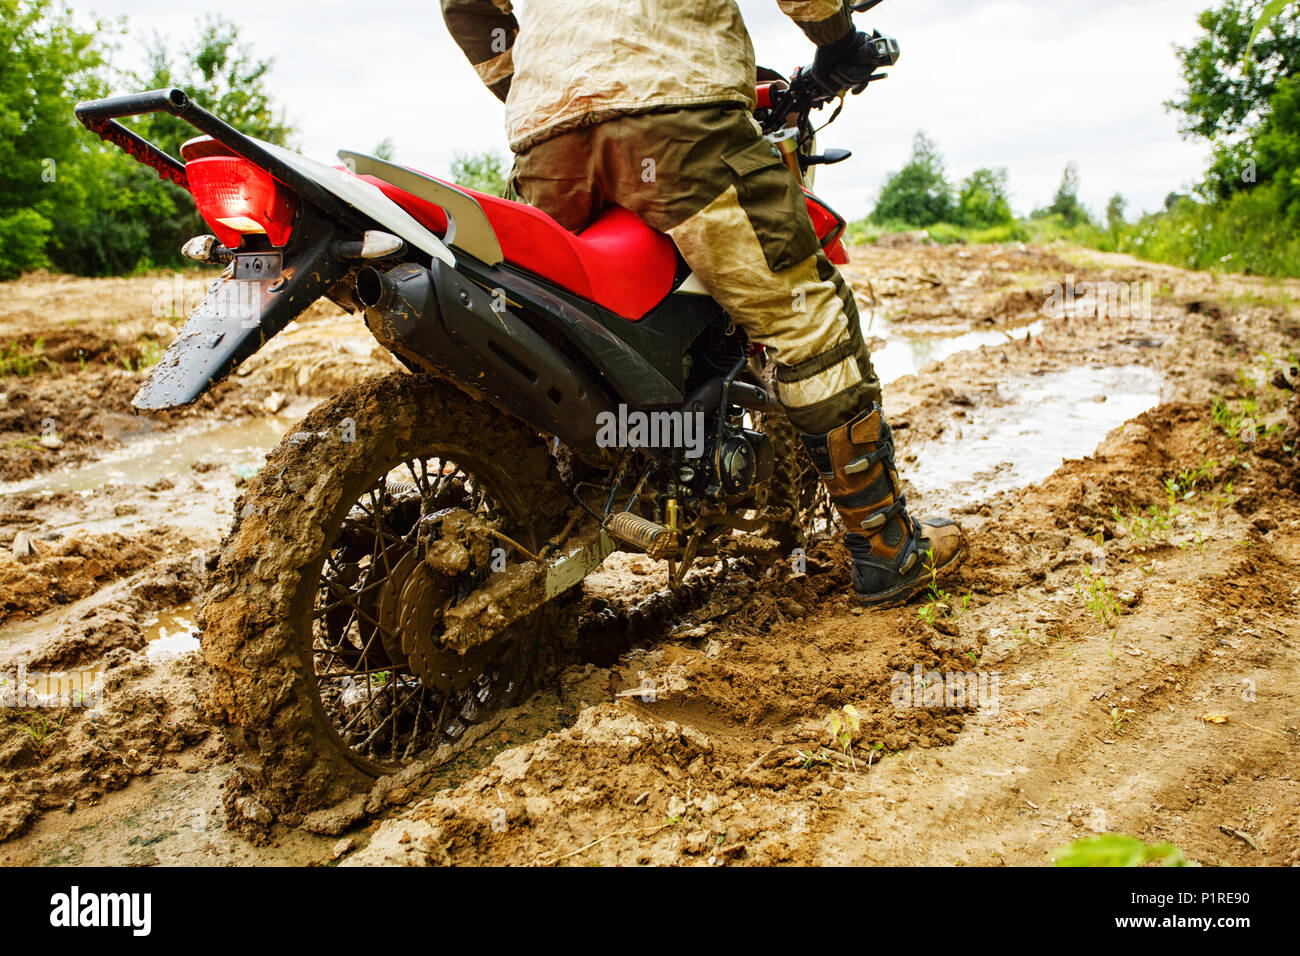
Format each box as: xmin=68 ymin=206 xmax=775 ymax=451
xmin=362 ymin=172 xmax=679 ymax=320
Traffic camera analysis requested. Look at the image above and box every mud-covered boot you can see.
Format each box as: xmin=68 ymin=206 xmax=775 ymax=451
xmin=800 ymin=404 xmax=964 ymax=606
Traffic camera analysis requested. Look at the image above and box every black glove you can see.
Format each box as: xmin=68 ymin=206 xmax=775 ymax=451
xmin=812 ymin=30 xmax=896 ymax=95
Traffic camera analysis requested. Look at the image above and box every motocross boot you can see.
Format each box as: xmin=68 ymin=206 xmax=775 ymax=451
xmin=800 ymin=404 xmax=965 ymax=606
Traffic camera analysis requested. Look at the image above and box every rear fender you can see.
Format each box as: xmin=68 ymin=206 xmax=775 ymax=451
xmin=132 ymin=211 xmax=349 ymax=410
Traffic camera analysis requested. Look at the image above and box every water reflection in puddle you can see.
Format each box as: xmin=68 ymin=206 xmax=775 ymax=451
xmin=869 ymin=316 xmax=1044 ymax=386
xmin=905 ymin=365 xmax=1165 ymax=511
xmin=1 ymin=413 xmax=302 ymax=496
xmin=1 ymin=606 xmax=199 ymax=707
xmin=144 ymin=604 xmax=201 ymax=659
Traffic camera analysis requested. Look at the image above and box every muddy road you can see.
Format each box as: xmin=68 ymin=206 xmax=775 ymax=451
xmin=1 ymin=244 xmax=1297 ymax=866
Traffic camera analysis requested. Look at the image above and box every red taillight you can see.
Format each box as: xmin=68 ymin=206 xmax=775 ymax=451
xmin=186 ymin=156 xmax=298 ymax=249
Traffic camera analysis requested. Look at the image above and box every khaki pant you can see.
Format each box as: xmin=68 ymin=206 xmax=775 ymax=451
xmin=510 ymin=105 xmax=880 ymax=436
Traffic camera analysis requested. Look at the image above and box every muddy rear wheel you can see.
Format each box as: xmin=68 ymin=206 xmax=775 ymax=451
xmin=202 ymin=373 xmax=570 ymax=817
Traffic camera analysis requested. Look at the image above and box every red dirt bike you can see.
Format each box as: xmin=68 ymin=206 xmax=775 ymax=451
xmin=75 ymin=23 xmax=901 ymax=816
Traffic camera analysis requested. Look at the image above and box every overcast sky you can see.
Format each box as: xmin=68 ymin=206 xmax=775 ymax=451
xmin=76 ymin=0 xmax=1215 ymax=220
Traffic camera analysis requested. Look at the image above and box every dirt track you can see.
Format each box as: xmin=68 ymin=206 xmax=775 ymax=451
xmin=1 ymin=243 xmax=1297 ymax=866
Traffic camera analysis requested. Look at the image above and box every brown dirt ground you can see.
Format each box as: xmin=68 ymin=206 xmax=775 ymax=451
xmin=1 ymin=242 xmax=1297 ymax=866
xmin=0 ymin=269 xmax=399 ymax=483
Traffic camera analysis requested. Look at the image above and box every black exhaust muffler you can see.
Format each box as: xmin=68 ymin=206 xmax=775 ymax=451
xmin=358 ymin=261 xmax=609 ymax=452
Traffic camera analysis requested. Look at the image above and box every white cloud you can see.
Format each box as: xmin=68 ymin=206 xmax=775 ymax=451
xmin=79 ymin=0 xmax=1214 ymax=220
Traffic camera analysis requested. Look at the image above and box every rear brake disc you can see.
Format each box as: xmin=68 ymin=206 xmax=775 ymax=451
xmin=374 ymin=550 xmax=420 ymax=667
xmin=399 ymin=514 xmax=506 ymax=697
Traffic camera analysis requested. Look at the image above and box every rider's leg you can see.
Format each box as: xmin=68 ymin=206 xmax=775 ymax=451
xmin=509 ymin=124 xmax=601 ymax=231
xmin=652 ymin=166 xmax=965 ymax=605
xmin=514 ymin=106 xmax=963 ymax=604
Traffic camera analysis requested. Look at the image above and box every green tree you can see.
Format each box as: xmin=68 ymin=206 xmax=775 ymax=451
xmin=0 ymin=7 xmax=295 ymax=278
xmin=1045 ymin=161 xmax=1090 ymax=227
xmin=0 ymin=0 xmax=110 ymax=278
xmin=1248 ymin=74 xmax=1300 ymax=207
xmin=132 ymin=17 xmax=293 ymax=158
xmin=1129 ymin=0 xmax=1300 ymax=277
xmin=955 ymin=167 xmax=1013 ymax=228
xmin=98 ymin=17 xmax=296 ymax=268
xmin=1171 ymin=2 xmax=1300 ymax=212
xmin=1168 ymin=0 xmax=1300 ymax=141
xmin=450 ymin=150 xmax=508 ymax=196
xmin=1105 ymin=193 xmax=1127 ymax=229
xmin=871 ymin=132 xmax=954 ymax=226
xmin=48 ymin=139 xmax=176 ymax=276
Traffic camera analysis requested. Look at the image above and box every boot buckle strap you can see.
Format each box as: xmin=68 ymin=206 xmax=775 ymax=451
xmin=859 ymin=519 xmax=923 ymax=573
xmin=843 ymin=493 xmax=908 ymax=534
xmin=843 ymin=440 xmax=894 ymax=476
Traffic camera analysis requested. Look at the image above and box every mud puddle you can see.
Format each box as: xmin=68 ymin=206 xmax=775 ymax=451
xmin=869 ymin=315 xmax=1044 ymax=385
xmin=2 ymin=603 xmax=200 ymax=707
xmin=0 ymin=409 xmax=308 ymax=496
xmin=143 ymin=604 xmax=200 ymax=659
xmin=905 ymin=364 xmax=1166 ymax=511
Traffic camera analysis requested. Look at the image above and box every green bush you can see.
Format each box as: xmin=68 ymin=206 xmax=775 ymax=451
xmin=844 ymin=217 xmax=1030 ymax=247
xmin=0 ymin=208 xmax=52 ymax=278
xmin=1118 ymin=183 xmax=1300 ymax=275
xmin=871 ymin=132 xmax=954 ymax=226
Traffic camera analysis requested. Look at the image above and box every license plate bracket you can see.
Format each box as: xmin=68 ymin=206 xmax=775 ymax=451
xmin=233 ymin=252 xmax=282 ymax=281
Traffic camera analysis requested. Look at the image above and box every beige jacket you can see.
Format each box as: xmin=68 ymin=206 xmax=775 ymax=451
xmin=442 ymin=0 xmax=854 ymax=151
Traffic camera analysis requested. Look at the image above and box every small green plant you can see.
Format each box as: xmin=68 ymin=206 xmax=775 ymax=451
xmin=829 ymin=704 xmax=861 ymax=758
xmin=1051 ymin=834 xmax=1188 ymax=867
xmin=0 ymin=340 xmax=54 ymax=377
xmin=106 ymin=340 xmax=165 ymax=373
xmin=1113 ymin=502 xmax=1177 ymax=545
xmin=1075 ymin=568 xmax=1121 ymax=628
xmin=796 ymin=749 xmax=835 ymax=769
xmin=1208 ymin=480 xmax=1237 ymax=512
xmin=916 ymin=549 xmax=972 ymax=627
xmin=1210 ymin=363 xmax=1291 ymax=451
xmin=1211 ymin=397 xmax=1264 ymax=449
xmin=793 ymin=704 xmax=871 ymax=771
xmin=1109 ymin=706 xmax=1134 ymax=736
xmin=19 ymin=711 xmax=64 ymax=744
xmin=137 ymin=338 xmax=163 ymax=369
xmin=1170 ymin=458 xmax=1218 ymax=500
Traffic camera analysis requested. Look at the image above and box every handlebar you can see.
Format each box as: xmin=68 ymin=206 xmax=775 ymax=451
xmin=765 ymin=26 xmax=899 ymax=124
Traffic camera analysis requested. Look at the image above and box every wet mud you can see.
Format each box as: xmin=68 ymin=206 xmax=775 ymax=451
xmin=1 ymin=244 xmax=1298 ymax=865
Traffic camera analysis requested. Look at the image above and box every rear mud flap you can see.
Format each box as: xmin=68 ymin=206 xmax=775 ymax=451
xmin=133 ymin=235 xmax=347 ymax=410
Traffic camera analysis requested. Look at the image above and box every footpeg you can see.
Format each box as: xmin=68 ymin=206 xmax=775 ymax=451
xmin=605 ymin=511 xmax=675 ymax=559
